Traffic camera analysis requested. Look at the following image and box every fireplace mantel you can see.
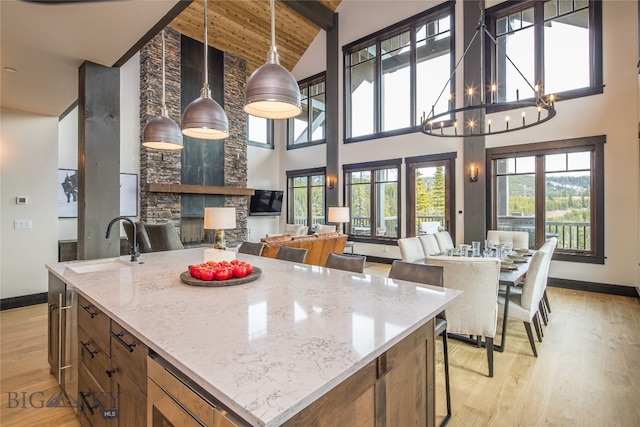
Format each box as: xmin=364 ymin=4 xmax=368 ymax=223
xmin=145 ymin=183 xmax=255 ymax=196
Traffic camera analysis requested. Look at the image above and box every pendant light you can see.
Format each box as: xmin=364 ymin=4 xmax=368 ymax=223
xmin=142 ymin=30 xmax=183 ymax=150
xmin=243 ymin=0 xmax=302 ymax=119
xmin=182 ymin=0 xmax=229 ymax=139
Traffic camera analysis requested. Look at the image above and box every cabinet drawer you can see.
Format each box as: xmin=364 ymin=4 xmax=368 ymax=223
xmin=78 ymin=363 xmax=113 ymax=427
xmin=110 ymin=320 xmax=148 ymax=393
xmin=78 ymin=326 xmax=111 ymax=392
xmin=78 ymin=295 xmax=110 ymax=357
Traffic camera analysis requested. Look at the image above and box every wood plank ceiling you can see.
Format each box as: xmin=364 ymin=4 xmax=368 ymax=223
xmin=169 ymin=0 xmax=342 ymax=75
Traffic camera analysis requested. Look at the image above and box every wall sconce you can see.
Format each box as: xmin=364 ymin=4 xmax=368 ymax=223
xmin=469 ymin=163 xmax=478 ymax=182
xmin=328 ymin=176 xmax=335 ymax=189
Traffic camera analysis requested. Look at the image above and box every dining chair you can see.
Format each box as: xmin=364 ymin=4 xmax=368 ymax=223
xmin=419 ymin=234 xmax=442 ymax=256
xmin=122 ymin=220 xmax=152 ymax=253
xmin=144 ymin=223 xmax=184 ymax=252
xmin=434 ymin=231 xmax=455 ymax=252
xmin=426 ymin=257 xmax=501 ymax=377
xmin=487 ymin=230 xmax=529 ymax=249
xmin=397 ymin=237 xmax=426 ymax=262
xmin=388 ymin=260 xmax=451 ymax=426
xmin=237 ymin=241 xmax=266 ymax=256
xmin=324 ymin=252 xmax=367 ymax=273
xmin=497 ymin=250 xmax=548 ymax=357
xmin=275 ymin=246 xmax=308 ymax=263
xmin=540 ymin=237 xmax=557 ymax=316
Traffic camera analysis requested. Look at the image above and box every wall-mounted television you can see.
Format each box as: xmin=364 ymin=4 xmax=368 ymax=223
xmin=249 ymin=189 xmax=284 ymax=216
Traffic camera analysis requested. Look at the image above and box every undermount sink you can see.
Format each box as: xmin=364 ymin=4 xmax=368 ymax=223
xmin=67 ymin=258 xmax=134 ymax=274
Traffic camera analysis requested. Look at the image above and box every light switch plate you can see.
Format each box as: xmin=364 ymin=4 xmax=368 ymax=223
xmin=14 ymin=219 xmax=32 ymax=229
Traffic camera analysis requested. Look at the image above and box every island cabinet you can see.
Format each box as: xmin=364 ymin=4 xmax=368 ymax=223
xmin=77 ymin=294 xmax=148 ymax=426
xmin=282 ymin=318 xmax=436 ymax=427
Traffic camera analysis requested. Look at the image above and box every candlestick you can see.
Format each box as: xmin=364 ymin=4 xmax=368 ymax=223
xmin=516 ymin=89 xmax=519 ymax=101
xmin=488 ymin=119 xmax=492 ymax=133
xmin=454 ymin=120 xmax=458 ymax=135
xmin=468 ymin=88 xmax=473 ymax=106
xmin=491 ymin=84 xmax=496 ymax=103
xmin=537 ymin=105 xmax=541 ymax=122
xmin=522 ymin=111 xmax=526 ymax=126
xmin=505 ymin=115 xmax=510 ymax=130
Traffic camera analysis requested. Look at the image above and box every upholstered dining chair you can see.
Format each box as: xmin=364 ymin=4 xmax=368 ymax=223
xmin=122 ymin=221 xmax=152 ymax=253
xmin=323 ymin=252 xmax=367 ymax=273
xmin=275 ymin=246 xmax=308 ymax=263
xmin=426 ymin=257 xmax=501 ymax=377
xmin=487 ymin=230 xmax=530 ymax=249
xmin=419 ymin=234 xmax=442 ymax=256
xmin=237 ymin=241 xmax=266 ymax=256
xmin=388 ymin=260 xmax=451 ymax=426
xmin=540 ymin=237 xmax=557 ymax=318
xmin=397 ymin=237 xmax=426 ymax=262
xmin=144 ymin=223 xmax=184 ymax=252
xmin=497 ymin=249 xmax=549 ymax=357
xmin=434 ymin=231 xmax=455 ymax=252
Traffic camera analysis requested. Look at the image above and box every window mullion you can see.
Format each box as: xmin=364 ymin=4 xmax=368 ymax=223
xmin=534 ymin=155 xmax=545 ymax=248
xmin=375 ymin=40 xmax=381 ymax=134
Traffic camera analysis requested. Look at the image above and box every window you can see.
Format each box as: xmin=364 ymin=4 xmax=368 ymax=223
xmin=344 ymin=160 xmax=401 ymax=241
xmin=489 ymin=0 xmax=602 ymax=103
xmin=247 ymin=115 xmax=274 ymax=148
xmin=487 ymin=136 xmax=604 ymax=263
xmin=343 ymin=3 xmax=453 ymax=142
xmin=405 ymin=153 xmax=456 ymax=238
xmin=286 ymin=168 xmax=326 ymax=227
xmin=288 ymin=73 xmax=326 ymax=148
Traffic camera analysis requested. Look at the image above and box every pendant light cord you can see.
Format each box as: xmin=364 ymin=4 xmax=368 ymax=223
xmin=203 ymin=0 xmax=209 ymax=92
xmin=161 ymin=29 xmax=167 ymax=116
xmin=270 ymin=0 xmax=276 ymax=50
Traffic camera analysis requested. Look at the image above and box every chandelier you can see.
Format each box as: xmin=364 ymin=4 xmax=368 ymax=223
xmin=421 ymin=5 xmax=556 ymax=138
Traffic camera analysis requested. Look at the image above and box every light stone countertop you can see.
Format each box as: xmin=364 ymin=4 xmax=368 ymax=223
xmin=47 ymin=248 xmax=461 ymax=426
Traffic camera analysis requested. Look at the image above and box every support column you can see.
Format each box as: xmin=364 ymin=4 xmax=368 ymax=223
xmin=463 ymin=0 xmax=487 ymax=244
xmin=325 ymin=12 xmax=340 ymax=207
xmin=77 ymin=61 xmax=120 ymax=260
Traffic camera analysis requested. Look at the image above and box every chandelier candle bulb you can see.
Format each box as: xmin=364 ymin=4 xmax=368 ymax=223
xmin=488 ymin=119 xmax=492 ymax=133
xmin=506 ymin=115 xmax=510 ymax=130
xmin=491 ymin=84 xmax=496 ymax=103
xmin=537 ymin=105 xmax=542 ymax=121
xmin=468 ymin=88 xmax=473 ymax=106
xmin=522 ymin=111 xmax=526 ymax=126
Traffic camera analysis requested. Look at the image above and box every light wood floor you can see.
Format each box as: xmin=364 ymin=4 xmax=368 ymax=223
xmin=2 ymin=264 xmax=639 ymax=426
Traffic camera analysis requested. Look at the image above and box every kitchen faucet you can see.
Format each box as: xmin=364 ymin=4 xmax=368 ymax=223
xmin=106 ymin=216 xmax=140 ymax=262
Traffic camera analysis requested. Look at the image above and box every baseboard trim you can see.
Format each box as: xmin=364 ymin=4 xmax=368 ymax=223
xmin=549 ymin=278 xmax=639 ymax=298
xmin=1 ymin=293 xmax=47 ymax=311
xmin=364 ymin=255 xmax=395 ymax=265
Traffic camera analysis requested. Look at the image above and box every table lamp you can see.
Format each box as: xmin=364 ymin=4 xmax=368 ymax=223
xmin=328 ymin=206 xmax=350 ymax=234
xmin=204 ymin=207 xmax=236 ymax=249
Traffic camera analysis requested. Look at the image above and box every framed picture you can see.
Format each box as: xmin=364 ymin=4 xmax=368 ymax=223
xmin=120 ymin=173 xmax=138 ymax=217
xmin=58 ymin=169 xmax=78 ymax=218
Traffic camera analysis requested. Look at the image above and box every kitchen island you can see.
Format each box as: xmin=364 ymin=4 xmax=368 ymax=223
xmin=47 ymin=248 xmax=461 ymax=426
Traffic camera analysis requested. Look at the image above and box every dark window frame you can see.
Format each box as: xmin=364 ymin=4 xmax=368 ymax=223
xmin=343 ymin=158 xmax=402 ymax=244
xmin=486 ymin=135 xmax=605 ymax=264
xmin=286 ymin=167 xmax=327 ymax=227
xmin=247 ymin=116 xmax=275 ymax=149
xmin=342 ymin=1 xmax=455 ymax=144
xmin=405 ymin=152 xmax=457 ymax=240
xmin=287 ymin=72 xmax=327 ymax=150
xmin=485 ymin=0 xmax=603 ymax=107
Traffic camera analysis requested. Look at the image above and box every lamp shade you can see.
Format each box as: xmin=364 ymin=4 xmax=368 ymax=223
xmin=142 ymin=115 xmax=184 ymax=150
xmin=182 ymin=94 xmax=229 ymax=140
xmin=204 ymin=207 xmax=236 ymax=230
xmin=244 ymin=59 xmax=302 ymax=119
xmin=328 ymin=207 xmax=350 ymax=223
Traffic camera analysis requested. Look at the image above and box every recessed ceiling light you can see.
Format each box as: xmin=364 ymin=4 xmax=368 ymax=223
xmin=4 ymin=67 xmax=17 ymax=73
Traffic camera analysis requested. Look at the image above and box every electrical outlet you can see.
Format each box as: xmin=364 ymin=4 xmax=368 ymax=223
xmin=14 ymin=219 xmax=32 ymax=229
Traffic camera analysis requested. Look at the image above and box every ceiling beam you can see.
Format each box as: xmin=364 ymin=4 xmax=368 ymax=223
xmin=281 ymin=0 xmax=335 ymax=31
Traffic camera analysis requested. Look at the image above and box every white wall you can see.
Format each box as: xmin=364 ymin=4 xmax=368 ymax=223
xmin=1 ymin=108 xmax=59 ymax=299
xmin=260 ymin=0 xmax=640 ymax=287
xmin=247 ymin=142 xmax=282 ymax=241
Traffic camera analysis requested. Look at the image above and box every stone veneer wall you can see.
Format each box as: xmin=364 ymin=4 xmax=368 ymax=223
xmin=139 ymin=29 xmax=182 ymax=229
xmin=223 ymin=52 xmax=248 ymax=244
xmin=139 ymin=29 xmax=249 ymax=244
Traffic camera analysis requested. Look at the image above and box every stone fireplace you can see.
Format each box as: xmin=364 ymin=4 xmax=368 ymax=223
xmin=139 ymin=29 xmax=250 ymax=246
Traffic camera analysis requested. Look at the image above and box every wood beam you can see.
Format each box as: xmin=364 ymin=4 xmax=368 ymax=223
xmin=281 ymin=0 xmax=334 ymax=30
xmin=145 ymin=183 xmax=255 ymax=196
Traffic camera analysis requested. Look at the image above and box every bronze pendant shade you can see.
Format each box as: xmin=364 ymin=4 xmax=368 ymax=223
xmin=142 ymin=30 xmax=183 ymax=150
xmin=243 ymin=0 xmax=301 ymax=119
xmin=181 ymin=0 xmax=229 ymax=140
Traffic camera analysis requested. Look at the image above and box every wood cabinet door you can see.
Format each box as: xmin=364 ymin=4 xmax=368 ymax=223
xmin=112 ymin=372 xmax=146 ymax=427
